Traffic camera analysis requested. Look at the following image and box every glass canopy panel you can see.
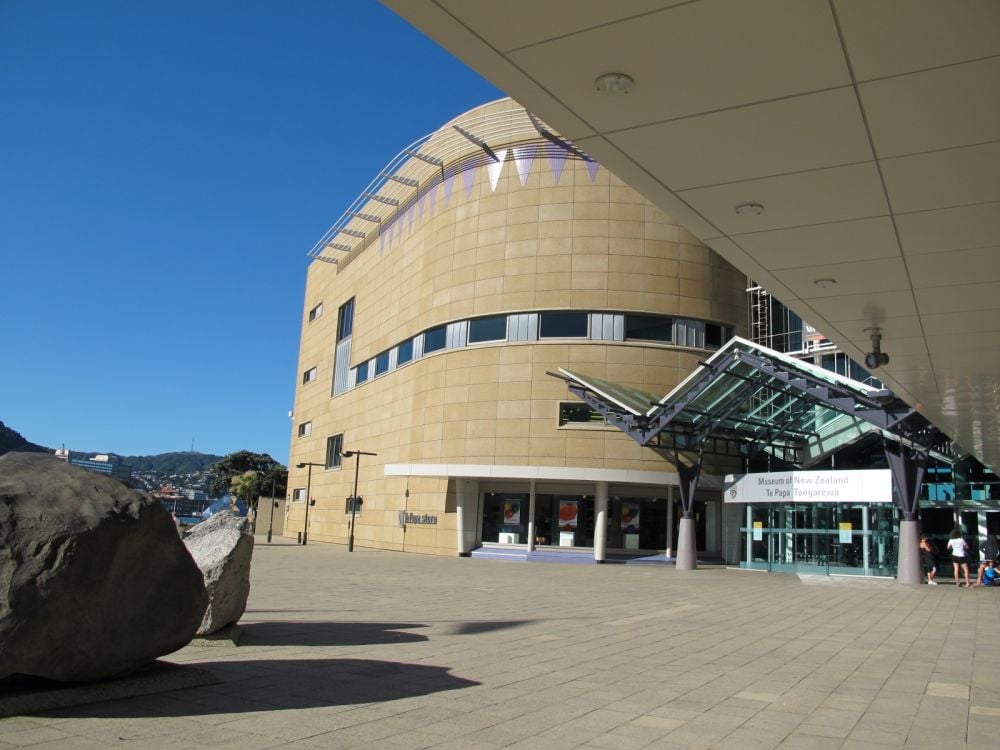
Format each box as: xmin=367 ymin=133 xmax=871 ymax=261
xmin=554 ymin=336 xmax=914 ymax=463
xmin=554 ymin=369 xmax=657 ymax=416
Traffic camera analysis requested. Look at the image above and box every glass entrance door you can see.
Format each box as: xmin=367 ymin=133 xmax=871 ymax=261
xmin=740 ymin=503 xmax=897 ymax=576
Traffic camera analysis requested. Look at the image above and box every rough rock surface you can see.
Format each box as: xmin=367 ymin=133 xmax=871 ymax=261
xmin=0 ymin=453 xmax=208 ymax=682
xmin=183 ymin=511 xmax=253 ymax=635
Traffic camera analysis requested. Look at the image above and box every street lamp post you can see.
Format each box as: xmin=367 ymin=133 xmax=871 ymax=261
xmin=295 ymin=461 xmax=323 ymax=545
xmin=266 ymin=476 xmax=276 ymax=543
xmin=342 ymin=449 xmax=377 ymax=552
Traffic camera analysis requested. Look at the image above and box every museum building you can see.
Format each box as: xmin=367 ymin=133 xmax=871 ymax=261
xmin=286 ymin=99 xmax=749 ymax=561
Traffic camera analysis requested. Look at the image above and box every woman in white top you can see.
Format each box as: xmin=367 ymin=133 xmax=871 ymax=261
xmin=946 ymin=528 xmax=971 ymax=588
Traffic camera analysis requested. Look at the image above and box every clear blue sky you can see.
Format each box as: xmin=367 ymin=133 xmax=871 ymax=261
xmin=0 ymin=1 xmax=501 ymax=465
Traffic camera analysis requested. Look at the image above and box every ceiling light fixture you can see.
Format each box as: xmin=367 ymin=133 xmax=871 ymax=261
xmin=734 ymin=202 xmax=764 ymax=216
xmin=813 ymin=278 xmax=837 ymax=289
xmin=594 ymin=73 xmax=635 ymax=96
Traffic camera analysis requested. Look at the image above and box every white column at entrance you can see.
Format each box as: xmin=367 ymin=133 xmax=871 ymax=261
xmin=666 ymin=486 xmax=675 ymax=559
xmin=978 ymin=511 xmax=988 ymax=559
xmin=745 ymin=505 xmax=752 ymax=565
xmin=527 ymin=480 xmax=537 ymax=552
xmin=594 ymin=481 xmax=609 ymax=563
xmin=455 ymin=478 xmax=479 ymax=556
xmin=862 ymin=505 xmax=870 ymax=575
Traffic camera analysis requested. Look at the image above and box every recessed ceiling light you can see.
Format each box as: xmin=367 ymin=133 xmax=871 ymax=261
xmin=594 ymin=73 xmax=634 ymax=96
xmin=813 ymin=278 xmax=837 ymax=288
xmin=734 ymin=202 xmax=764 ymax=216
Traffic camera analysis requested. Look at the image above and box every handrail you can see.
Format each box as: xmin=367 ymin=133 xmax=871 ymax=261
xmin=307 ymin=100 xmax=592 ymax=265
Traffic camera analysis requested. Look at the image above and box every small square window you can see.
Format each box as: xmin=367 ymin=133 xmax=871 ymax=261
xmin=397 ymin=338 xmax=413 ymax=366
xmin=424 ymin=325 xmax=446 ymax=353
xmin=355 ymin=363 xmax=369 ymax=384
xmin=297 ymin=421 xmax=312 ymax=438
xmin=374 ymin=351 xmax=390 ymax=376
xmin=292 ymin=487 xmax=307 ymax=502
xmin=325 ymin=434 xmax=343 ymax=469
xmin=625 ymin=314 xmax=673 ymax=343
xmin=468 ymin=315 xmax=507 ymax=344
xmin=308 ymin=303 xmax=323 ymax=322
xmin=302 ymin=366 xmax=318 ymax=385
xmin=540 ymin=312 xmax=588 ymax=338
xmin=705 ymin=324 xmax=723 ymax=348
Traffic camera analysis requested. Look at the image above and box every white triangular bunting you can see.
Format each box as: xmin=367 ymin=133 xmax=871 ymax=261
xmin=514 ymin=145 xmax=535 ymax=187
xmin=487 ymin=149 xmax=508 ymax=191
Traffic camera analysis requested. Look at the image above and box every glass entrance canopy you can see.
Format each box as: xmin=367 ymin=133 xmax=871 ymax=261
xmin=552 ymin=337 xmax=919 ymax=467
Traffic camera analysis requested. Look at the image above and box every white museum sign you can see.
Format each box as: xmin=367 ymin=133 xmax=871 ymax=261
xmin=723 ymin=469 xmax=893 ymax=504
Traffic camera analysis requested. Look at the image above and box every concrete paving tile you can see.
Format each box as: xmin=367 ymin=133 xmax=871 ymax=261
xmin=0 ymin=726 xmax=75 ymax=747
xmin=774 ymin=731 xmax=844 ymax=749
xmin=924 ymin=682 xmax=969 ymax=699
xmin=502 ymin=737 xmax=584 ymax=750
xmin=7 ymin=738 xmax=111 ymax=750
xmin=0 ymin=719 xmax=56 ymax=736
xmin=797 ymin=721 xmax=853 ymax=739
xmin=716 ymin=726 xmax=791 ymax=750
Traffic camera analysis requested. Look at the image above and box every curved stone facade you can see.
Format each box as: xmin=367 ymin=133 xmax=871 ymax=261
xmin=288 ymin=99 xmax=748 ymax=556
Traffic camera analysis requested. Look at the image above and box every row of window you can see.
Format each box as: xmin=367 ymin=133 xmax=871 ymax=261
xmin=338 ymin=311 xmax=732 ymax=392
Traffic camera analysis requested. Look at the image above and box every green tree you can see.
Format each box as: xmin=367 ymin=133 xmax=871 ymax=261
xmin=230 ymin=470 xmax=260 ymax=512
xmin=208 ymin=451 xmax=287 ymax=505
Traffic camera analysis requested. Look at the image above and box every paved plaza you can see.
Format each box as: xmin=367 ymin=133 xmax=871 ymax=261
xmin=2 ymin=536 xmax=999 ymax=749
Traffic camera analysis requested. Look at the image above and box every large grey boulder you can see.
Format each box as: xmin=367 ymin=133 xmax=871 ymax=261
xmin=183 ymin=511 xmax=253 ymax=635
xmin=0 ymin=453 xmax=208 ymax=682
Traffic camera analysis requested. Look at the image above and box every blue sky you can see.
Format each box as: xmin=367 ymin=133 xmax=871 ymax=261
xmin=0 ymin=0 xmax=500 ymax=465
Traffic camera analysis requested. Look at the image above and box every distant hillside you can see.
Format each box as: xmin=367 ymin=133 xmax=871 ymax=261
xmin=0 ymin=420 xmax=223 ymax=474
xmin=124 ymin=452 xmax=223 ymax=474
xmin=0 ymin=421 xmax=50 ymax=455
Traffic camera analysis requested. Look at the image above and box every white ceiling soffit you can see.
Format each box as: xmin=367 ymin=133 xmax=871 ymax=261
xmin=382 ymin=0 xmax=1000 ymax=469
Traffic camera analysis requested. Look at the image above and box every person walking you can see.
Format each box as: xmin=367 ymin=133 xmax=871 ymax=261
xmin=946 ymin=528 xmax=971 ymax=588
xmin=920 ymin=535 xmax=938 ymax=585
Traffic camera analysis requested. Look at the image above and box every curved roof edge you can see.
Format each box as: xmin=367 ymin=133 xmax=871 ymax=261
xmin=307 ymin=98 xmax=596 ymax=266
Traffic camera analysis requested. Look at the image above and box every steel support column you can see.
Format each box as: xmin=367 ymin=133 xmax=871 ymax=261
xmin=675 ymin=456 xmax=703 ymax=571
xmin=885 ymin=441 xmax=928 ymax=585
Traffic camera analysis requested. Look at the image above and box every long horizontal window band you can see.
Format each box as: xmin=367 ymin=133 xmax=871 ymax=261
xmin=341 ymin=309 xmax=735 ymax=395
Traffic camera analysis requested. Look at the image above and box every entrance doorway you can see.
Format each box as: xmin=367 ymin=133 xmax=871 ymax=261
xmin=740 ymin=503 xmax=897 ymax=576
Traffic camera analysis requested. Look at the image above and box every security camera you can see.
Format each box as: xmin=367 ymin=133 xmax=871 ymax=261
xmin=864 ymin=328 xmax=889 ymax=370
xmin=865 ymin=351 xmax=890 ymax=369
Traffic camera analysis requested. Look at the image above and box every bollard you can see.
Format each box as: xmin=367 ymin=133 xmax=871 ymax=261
xmin=297 ymin=531 xmax=302 ymax=544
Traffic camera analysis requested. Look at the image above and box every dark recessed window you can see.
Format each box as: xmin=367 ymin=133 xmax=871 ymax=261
xmin=308 ymin=303 xmax=323 ymax=322
xmin=540 ymin=312 xmax=588 ymax=339
xmin=297 ymin=421 xmax=312 ymax=438
xmin=468 ymin=315 xmax=507 ymax=344
xmin=625 ymin=314 xmax=672 ymax=343
xmin=374 ymin=351 xmax=390 ymax=376
xmin=397 ymin=338 xmax=413 ymax=365
xmin=558 ymin=402 xmax=608 ymax=426
xmin=325 ymin=434 xmax=343 ymax=469
xmin=302 ymin=366 xmax=318 ymax=385
xmin=337 ymin=298 xmax=355 ymax=342
xmin=705 ymin=323 xmax=723 ymax=348
xmin=355 ymin=363 xmax=369 ymax=384
xmin=424 ymin=325 xmax=446 ymax=354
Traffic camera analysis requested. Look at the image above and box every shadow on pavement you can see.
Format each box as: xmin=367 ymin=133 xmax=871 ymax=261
xmin=32 ymin=659 xmax=479 ymax=717
xmin=445 ymin=619 xmax=534 ymax=635
xmin=237 ymin=621 xmax=428 ymax=646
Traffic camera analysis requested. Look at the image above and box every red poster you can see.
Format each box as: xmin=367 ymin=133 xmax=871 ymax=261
xmin=558 ymin=500 xmax=578 ymax=530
